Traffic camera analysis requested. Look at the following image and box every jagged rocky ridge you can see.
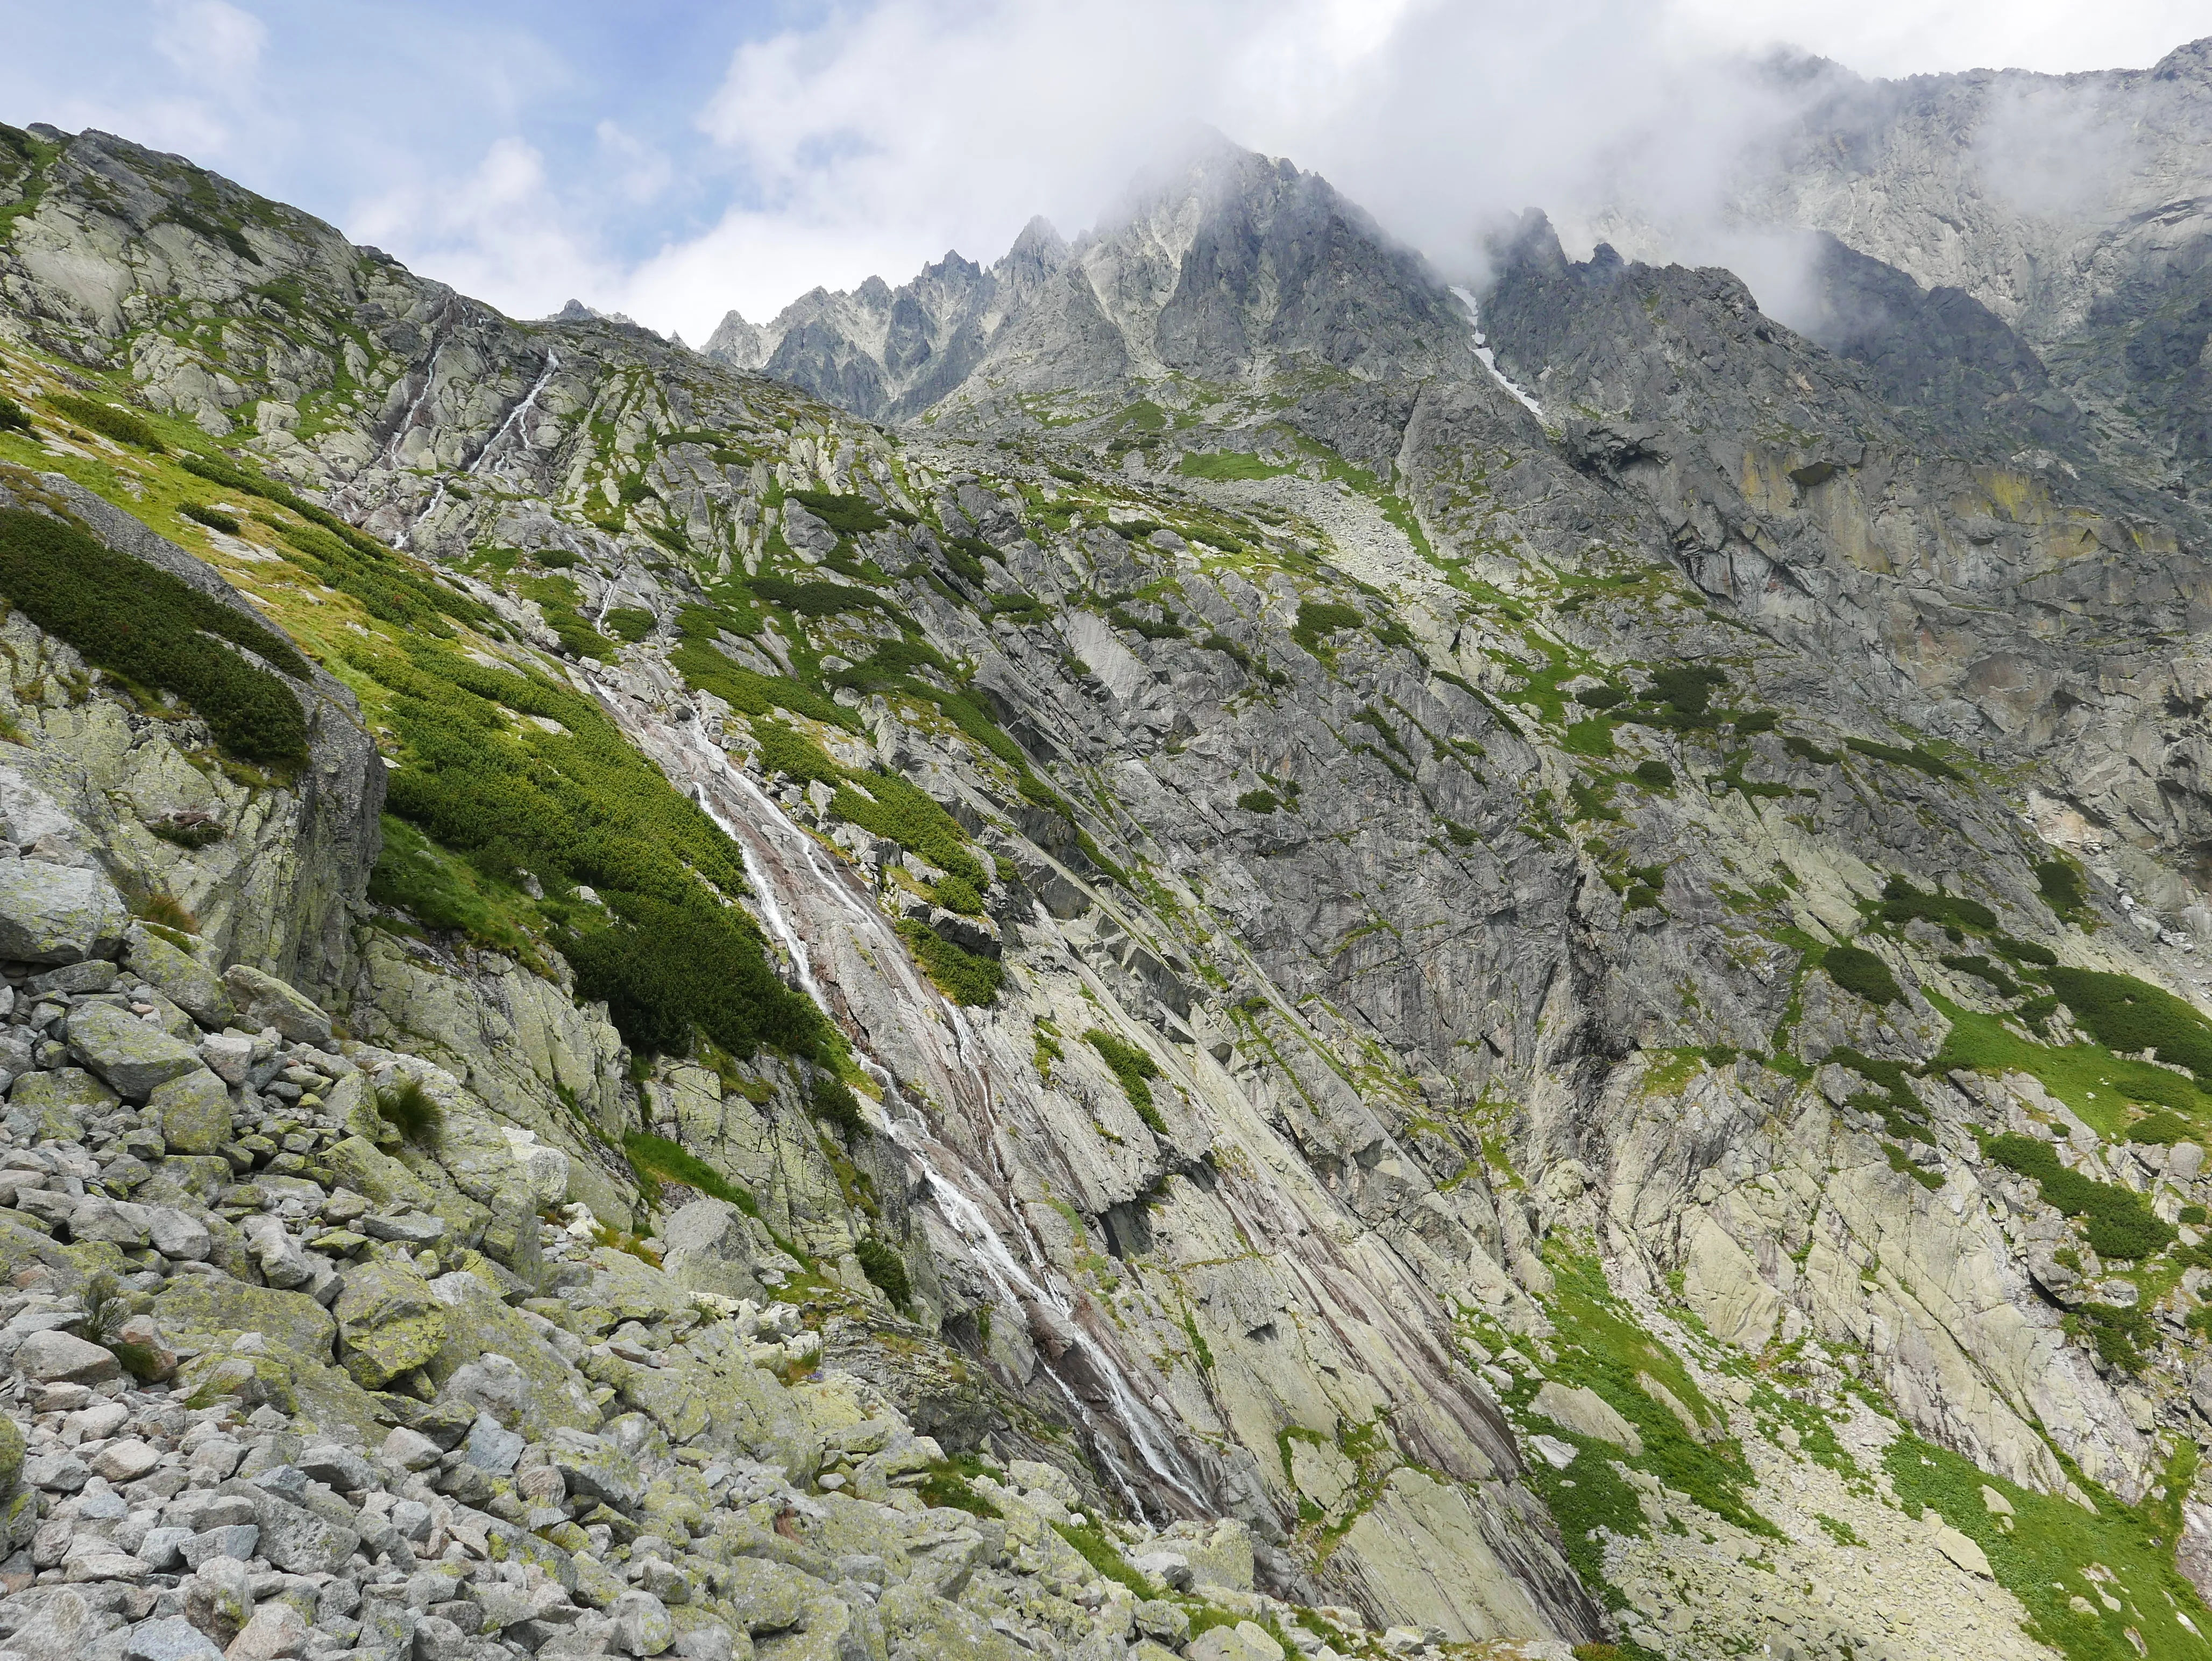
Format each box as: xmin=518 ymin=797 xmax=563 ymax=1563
xmin=4 ymin=91 xmax=2212 ymax=1661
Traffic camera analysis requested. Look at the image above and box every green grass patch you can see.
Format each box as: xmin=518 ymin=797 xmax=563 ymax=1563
xmin=1885 ymin=1431 xmax=2212 ymax=1661
xmin=1178 ymin=450 xmax=1292 ymax=481
xmin=0 ymin=505 xmax=309 ymax=771
xmin=1052 ymin=1521 xmax=1156 ymax=1596
xmin=623 ymin=1131 xmax=758 ymax=1213
xmin=1929 ymin=997 xmax=2211 ymax=1134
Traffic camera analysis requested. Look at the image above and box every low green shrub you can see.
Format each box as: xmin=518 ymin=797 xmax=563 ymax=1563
xmin=853 ymin=1238 xmax=912 ymax=1310
xmin=809 ymin=1074 xmax=867 ymax=1139
xmin=748 ymin=572 xmax=903 ymax=621
xmin=363 ymin=645 xmax=830 ymax=1062
xmin=1575 ymin=685 xmax=1625 ymax=709
xmin=1845 ymin=736 xmax=1961 ymax=780
xmin=896 ymin=919 xmax=1003 ymax=1006
xmin=2125 ymin=1110 xmax=2195 ymax=1145
xmin=786 ymin=489 xmax=898 ymax=535
xmin=1940 ymin=954 xmax=2018 ymax=997
xmin=180 ymin=502 xmax=240 ymax=535
xmin=2047 ymin=967 xmax=2212 ymax=1082
xmin=604 ymin=606 xmax=656 ymax=642
xmin=1632 ymin=759 xmax=1675 ymax=790
xmin=0 ymin=395 xmax=30 ymax=434
xmin=50 ymin=393 xmax=163 ymax=451
xmin=932 ymin=874 xmax=984 ymax=915
xmin=1291 ymin=599 xmax=1363 ymax=659
xmin=1783 ymin=734 xmax=1840 ymax=764
xmin=0 ymin=507 xmax=308 ymax=770
xmin=1983 ymin=1132 xmax=2175 ymax=1259
xmin=1879 ymin=876 xmax=1995 ymax=934
xmin=1644 ymin=663 xmax=1726 ymax=716
xmin=1237 ymin=789 xmax=1282 ymax=814
xmin=1823 ymin=944 xmax=1904 ymax=1007
xmin=2037 ymin=858 xmax=2088 ymax=920
xmin=1086 ymin=1028 xmax=1166 ymax=1134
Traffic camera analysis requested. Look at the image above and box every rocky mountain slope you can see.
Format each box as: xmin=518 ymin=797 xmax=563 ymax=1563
xmin=4 ymin=83 xmax=2212 ymax=1661
xmin=1613 ymin=37 xmax=2212 ymax=503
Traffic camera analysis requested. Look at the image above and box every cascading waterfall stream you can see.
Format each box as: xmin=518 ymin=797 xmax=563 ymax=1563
xmin=624 ymin=700 xmax=1210 ymax=1515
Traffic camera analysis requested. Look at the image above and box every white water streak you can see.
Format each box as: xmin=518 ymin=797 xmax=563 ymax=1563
xmin=469 ymin=349 xmax=561 ymax=477
xmin=656 ymin=712 xmax=1205 ymax=1511
xmin=1451 ymin=285 xmax=1547 ymax=421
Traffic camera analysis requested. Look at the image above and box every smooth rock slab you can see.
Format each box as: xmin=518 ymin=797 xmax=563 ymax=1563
xmin=221 ymin=965 xmax=331 ymax=1046
xmin=0 ymin=861 xmax=128 ymax=964
xmin=125 ymin=1615 xmax=225 ymax=1661
xmin=18 ymin=1329 xmax=121 ymax=1384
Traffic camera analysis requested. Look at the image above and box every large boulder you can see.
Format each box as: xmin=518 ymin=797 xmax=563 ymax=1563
xmin=0 ymin=861 xmax=128 ymax=964
xmin=64 ymin=1003 xmax=204 ymax=1101
xmin=332 ymin=1257 xmax=446 ymax=1388
xmin=221 ymin=964 xmax=331 ymax=1046
xmin=126 ymin=925 xmax=235 ymax=1028
xmin=663 ymin=1198 xmax=761 ymax=1300
xmin=150 ymin=1067 xmax=234 ymax=1154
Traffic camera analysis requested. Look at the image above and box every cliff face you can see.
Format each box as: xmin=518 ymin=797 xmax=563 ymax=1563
xmin=6 ymin=102 xmax=2212 ymax=1661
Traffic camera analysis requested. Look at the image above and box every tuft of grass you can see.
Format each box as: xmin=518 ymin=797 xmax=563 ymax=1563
xmin=0 ymin=507 xmax=309 ymax=772
xmin=132 ymin=890 xmax=200 ymax=934
xmin=374 ymin=1075 xmax=443 ymax=1145
xmin=1085 ymin=1028 xmax=1166 ymax=1135
xmin=79 ymin=1271 xmax=164 ymax=1380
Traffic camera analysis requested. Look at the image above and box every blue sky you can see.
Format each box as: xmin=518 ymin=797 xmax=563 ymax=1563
xmin=4 ymin=1 xmax=2206 ymax=342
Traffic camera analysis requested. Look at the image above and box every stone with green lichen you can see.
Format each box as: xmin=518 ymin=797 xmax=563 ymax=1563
xmin=333 ymin=1255 xmax=447 ymax=1387
xmin=150 ymin=1065 xmax=233 ymax=1154
xmin=8 ymin=1067 xmax=117 ymax=1141
xmin=423 ymin=1268 xmax=598 ymax=1433
xmin=126 ymin=922 xmax=233 ymax=1027
xmin=324 ymin=1134 xmax=436 ymax=1211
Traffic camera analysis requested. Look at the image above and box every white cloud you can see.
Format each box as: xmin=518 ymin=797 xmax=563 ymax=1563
xmin=152 ymin=0 xmax=267 ymax=87
xmin=605 ymin=0 xmax=2208 ymax=343
xmin=352 ymin=135 xmax=620 ymax=321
